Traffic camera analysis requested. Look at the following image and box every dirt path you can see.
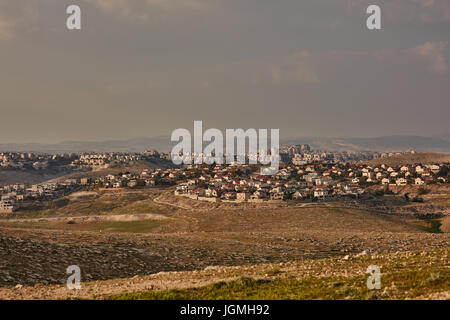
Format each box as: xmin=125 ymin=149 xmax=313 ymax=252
xmin=153 ymin=197 xmax=190 ymax=210
xmin=1 ymin=213 xmax=169 ymax=223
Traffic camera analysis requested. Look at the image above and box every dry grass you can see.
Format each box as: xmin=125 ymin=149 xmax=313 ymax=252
xmin=0 ymin=188 xmax=448 ymax=293
xmin=1 ymin=248 xmax=447 ymax=300
xmin=441 ymin=216 xmax=450 ymax=233
xmin=2 ymin=189 xmax=173 ymax=219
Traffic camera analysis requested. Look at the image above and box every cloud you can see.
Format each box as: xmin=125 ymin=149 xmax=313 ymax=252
xmin=189 ymin=51 xmax=320 ymax=87
xmin=110 ymin=50 xmax=321 ymax=91
xmin=110 ymin=42 xmax=449 ymax=93
xmin=0 ymin=16 xmax=12 ymax=40
xmin=411 ymin=41 xmax=449 ymax=74
xmin=346 ymin=0 xmax=450 ymax=22
xmin=0 ymin=0 xmax=215 ymax=40
xmin=266 ymin=52 xmax=321 ymax=85
xmin=0 ymin=2 xmax=39 ymax=40
xmin=218 ymin=51 xmax=320 ymax=86
xmin=373 ymin=41 xmax=449 ymax=74
xmin=84 ymin=0 xmax=214 ymax=22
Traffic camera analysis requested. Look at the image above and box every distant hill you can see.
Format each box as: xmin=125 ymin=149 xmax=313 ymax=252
xmin=0 ymin=169 xmax=72 ymax=186
xmin=1 ymin=135 xmax=450 ymax=154
xmin=0 ymin=136 xmax=172 ymax=154
xmin=281 ymin=136 xmax=450 ymax=153
xmin=432 ymin=132 xmax=450 ymax=142
xmin=344 ymin=136 xmax=450 ymax=152
xmin=366 ymin=153 xmax=450 ymax=167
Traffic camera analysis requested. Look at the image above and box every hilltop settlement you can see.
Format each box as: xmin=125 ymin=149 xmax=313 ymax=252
xmin=0 ymin=146 xmax=448 ymax=213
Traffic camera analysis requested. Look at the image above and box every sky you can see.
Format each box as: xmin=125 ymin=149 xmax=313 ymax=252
xmin=0 ymin=0 xmax=449 ymax=143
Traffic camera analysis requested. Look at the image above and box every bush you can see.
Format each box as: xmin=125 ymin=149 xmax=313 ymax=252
xmin=417 ymin=187 xmax=429 ymax=195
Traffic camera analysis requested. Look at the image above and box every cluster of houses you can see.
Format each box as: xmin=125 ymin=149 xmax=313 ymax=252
xmin=174 ymin=163 xmax=364 ymax=203
xmin=0 ymin=180 xmax=82 ymax=213
xmin=70 ymin=153 xmax=145 ymax=170
xmin=0 ymin=152 xmax=75 ymax=170
xmin=355 ymin=163 xmax=447 ymax=186
xmin=174 ymin=145 xmax=418 ymax=167
xmin=280 ymin=145 xmax=379 ymax=164
xmin=94 ymin=167 xmax=186 ymax=189
xmin=173 ymin=160 xmax=448 ymax=203
xmin=0 ymin=151 xmax=171 ymax=172
xmin=0 ymin=147 xmax=448 ymax=212
xmin=0 ymin=166 xmax=185 ymax=213
xmin=280 ymin=145 xmax=419 ymax=164
xmin=68 ymin=151 xmax=172 ymax=170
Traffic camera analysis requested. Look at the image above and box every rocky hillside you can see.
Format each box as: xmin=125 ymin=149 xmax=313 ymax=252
xmin=0 ymin=248 xmax=447 ymax=300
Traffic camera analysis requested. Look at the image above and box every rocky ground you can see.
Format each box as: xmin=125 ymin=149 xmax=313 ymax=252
xmin=0 ymin=248 xmax=447 ymax=300
xmin=0 ymin=188 xmax=448 ymax=299
xmin=0 ymin=216 xmax=448 ymax=288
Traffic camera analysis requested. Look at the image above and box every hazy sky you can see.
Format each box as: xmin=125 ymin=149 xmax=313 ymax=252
xmin=0 ymin=0 xmax=449 ymax=143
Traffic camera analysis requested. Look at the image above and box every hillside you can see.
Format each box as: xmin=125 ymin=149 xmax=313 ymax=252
xmin=0 ymin=187 xmax=448 ymax=300
xmin=45 ymin=160 xmax=173 ymax=183
xmin=366 ymin=153 xmax=450 ymax=167
xmin=3 ymin=135 xmax=450 ymax=154
xmin=0 ymin=159 xmax=174 ymax=186
xmin=0 ymin=248 xmax=447 ymax=300
xmin=0 ymin=168 xmax=75 ymax=186
xmin=281 ymin=136 xmax=450 ymax=153
xmin=1 ymin=187 xmax=449 ymax=289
